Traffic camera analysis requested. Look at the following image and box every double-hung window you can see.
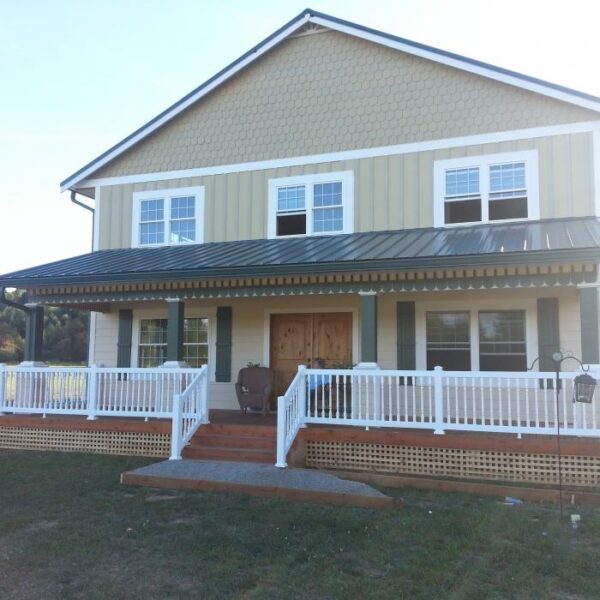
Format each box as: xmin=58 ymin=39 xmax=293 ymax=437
xmin=138 ymin=317 xmax=209 ymax=368
xmin=133 ymin=187 xmax=204 ymax=247
xmin=425 ymin=309 xmax=528 ymax=372
xmin=268 ymin=171 xmax=353 ymax=238
xmin=434 ymin=151 xmax=539 ymax=226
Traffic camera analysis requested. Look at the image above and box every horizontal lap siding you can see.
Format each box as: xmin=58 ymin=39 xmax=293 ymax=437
xmin=98 ymin=132 xmax=596 ymax=250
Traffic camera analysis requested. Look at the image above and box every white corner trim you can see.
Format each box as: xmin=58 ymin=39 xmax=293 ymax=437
xmin=593 ymin=126 xmax=600 ymax=217
xmin=92 ymin=187 xmax=101 ymax=251
xmin=267 ymin=170 xmax=354 ymax=239
xmin=131 ymin=185 xmax=205 ymax=248
xmin=77 ymin=121 xmax=600 ymax=190
xmin=433 ymin=149 xmax=539 ymax=228
xmin=310 ymin=15 xmax=600 ymax=113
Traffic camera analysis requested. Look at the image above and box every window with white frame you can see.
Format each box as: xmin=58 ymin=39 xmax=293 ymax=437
xmin=132 ymin=187 xmax=204 ymax=247
xmin=138 ymin=318 xmax=209 ymax=367
xmin=434 ymin=151 xmax=539 ymax=227
xmin=268 ymin=172 xmax=354 ymax=238
xmin=425 ymin=309 xmax=528 ymax=372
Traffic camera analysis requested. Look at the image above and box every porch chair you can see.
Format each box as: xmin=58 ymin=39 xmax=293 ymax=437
xmin=235 ymin=367 xmax=274 ymax=416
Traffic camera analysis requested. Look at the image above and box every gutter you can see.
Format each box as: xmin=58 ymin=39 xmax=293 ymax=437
xmin=70 ymin=191 xmax=95 ymax=251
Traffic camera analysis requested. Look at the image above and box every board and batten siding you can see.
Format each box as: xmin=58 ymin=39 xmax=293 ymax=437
xmin=98 ymin=131 xmax=596 ymax=250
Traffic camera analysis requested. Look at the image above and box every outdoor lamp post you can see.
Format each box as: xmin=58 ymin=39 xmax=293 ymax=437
xmin=529 ymin=351 xmax=596 ymax=519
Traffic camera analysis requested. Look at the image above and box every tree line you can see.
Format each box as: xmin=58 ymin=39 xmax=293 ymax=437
xmin=0 ymin=291 xmax=89 ymax=364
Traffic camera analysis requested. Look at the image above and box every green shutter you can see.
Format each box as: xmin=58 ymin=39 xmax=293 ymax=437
xmin=215 ymin=306 xmax=232 ymax=382
xmin=537 ymin=298 xmax=560 ymax=372
xmin=166 ymin=300 xmax=185 ymax=363
xmin=580 ymin=287 xmax=600 ymax=364
xmin=396 ymin=301 xmax=416 ymax=370
xmin=117 ymin=309 xmax=133 ymax=368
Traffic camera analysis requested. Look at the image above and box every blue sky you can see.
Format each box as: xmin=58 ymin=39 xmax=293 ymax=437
xmin=1 ymin=0 xmax=599 ymax=274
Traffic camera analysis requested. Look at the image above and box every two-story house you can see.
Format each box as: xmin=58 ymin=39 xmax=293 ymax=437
xmin=1 ymin=10 xmax=600 ymax=489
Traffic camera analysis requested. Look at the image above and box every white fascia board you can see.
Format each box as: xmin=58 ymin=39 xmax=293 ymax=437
xmin=60 ymin=14 xmax=311 ymax=193
xmin=311 ymin=16 xmax=600 ymax=113
xmin=78 ymin=120 xmax=600 ymax=189
xmin=593 ymin=124 xmax=600 ymax=217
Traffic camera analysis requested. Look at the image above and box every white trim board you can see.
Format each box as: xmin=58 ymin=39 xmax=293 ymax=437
xmin=61 ymin=9 xmax=600 ymax=193
xmin=77 ymin=120 xmax=600 ymax=190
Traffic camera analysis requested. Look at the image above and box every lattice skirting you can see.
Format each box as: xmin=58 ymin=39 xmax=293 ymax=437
xmin=305 ymin=441 xmax=600 ymax=487
xmin=0 ymin=427 xmax=170 ymax=458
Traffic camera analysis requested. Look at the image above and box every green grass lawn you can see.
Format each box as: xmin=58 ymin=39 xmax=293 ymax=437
xmin=1 ymin=451 xmax=599 ymax=600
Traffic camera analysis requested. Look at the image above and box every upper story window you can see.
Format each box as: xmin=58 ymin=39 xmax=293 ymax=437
xmin=267 ymin=171 xmax=354 ymax=238
xmin=132 ymin=186 xmax=204 ymax=247
xmin=433 ymin=151 xmax=539 ymax=227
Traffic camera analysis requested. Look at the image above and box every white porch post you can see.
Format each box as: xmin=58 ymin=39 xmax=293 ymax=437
xmin=0 ymin=363 xmax=6 ymax=414
xmin=86 ymin=364 xmax=98 ymax=420
xmin=275 ymin=395 xmax=287 ymax=468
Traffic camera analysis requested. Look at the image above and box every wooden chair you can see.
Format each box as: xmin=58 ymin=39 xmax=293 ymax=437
xmin=235 ymin=367 xmax=274 ymax=415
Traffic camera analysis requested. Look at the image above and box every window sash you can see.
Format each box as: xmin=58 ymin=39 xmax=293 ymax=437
xmin=439 ymin=155 xmax=535 ymax=226
xmin=138 ymin=318 xmax=208 ymax=368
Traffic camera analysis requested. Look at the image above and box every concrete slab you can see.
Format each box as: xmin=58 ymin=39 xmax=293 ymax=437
xmin=121 ymin=459 xmax=394 ymax=509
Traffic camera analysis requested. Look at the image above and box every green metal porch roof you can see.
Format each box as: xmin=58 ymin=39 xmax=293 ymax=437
xmin=2 ymin=217 xmax=599 ymax=288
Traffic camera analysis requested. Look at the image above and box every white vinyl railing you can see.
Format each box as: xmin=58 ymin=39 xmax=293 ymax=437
xmin=275 ymin=366 xmax=306 ymax=467
xmin=0 ymin=364 xmax=199 ymax=419
xmin=170 ymin=365 xmax=209 ymax=460
xmin=275 ymin=365 xmax=600 ymax=467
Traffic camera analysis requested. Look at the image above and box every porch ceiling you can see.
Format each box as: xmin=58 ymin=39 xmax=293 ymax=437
xmin=1 ymin=217 xmax=600 ymax=289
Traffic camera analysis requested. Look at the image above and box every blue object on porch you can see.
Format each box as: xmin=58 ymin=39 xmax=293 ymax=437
xmin=121 ymin=459 xmax=393 ymax=508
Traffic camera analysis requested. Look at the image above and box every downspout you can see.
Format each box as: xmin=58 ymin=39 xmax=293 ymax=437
xmin=70 ymin=191 xmax=96 ymax=365
xmin=70 ymin=190 xmax=95 ymax=252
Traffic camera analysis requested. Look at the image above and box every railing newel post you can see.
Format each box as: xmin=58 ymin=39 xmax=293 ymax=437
xmin=433 ymin=366 xmax=445 ymax=435
xmin=201 ymin=365 xmax=209 ymax=424
xmin=86 ymin=364 xmax=98 ymax=420
xmin=297 ymin=364 xmax=307 ymax=428
xmin=275 ymin=395 xmax=287 ymax=468
xmin=0 ymin=364 xmax=6 ymax=414
xmin=170 ymin=393 xmax=183 ymax=460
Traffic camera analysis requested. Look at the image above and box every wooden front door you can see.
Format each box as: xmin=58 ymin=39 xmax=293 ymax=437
xmin=269 ymin=312 xmax=352 ymax=407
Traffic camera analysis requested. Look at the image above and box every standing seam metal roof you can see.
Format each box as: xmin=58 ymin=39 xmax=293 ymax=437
xmin=1 ymin=218 xmax=599 ymax=288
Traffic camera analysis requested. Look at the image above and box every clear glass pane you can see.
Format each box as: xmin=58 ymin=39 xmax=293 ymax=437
xmin=445 ymin=168 xmax=479 ymax=196
xmin=490 ymin=162 xmax=526 ymax=192
xmin=170 ymin=219 xmax=196 ymax=243
xmin=277 ymin=186 xmax=305 ymax=212
xmin=314 ymin=181 xmax=342 ymax=207
xmin=313 ymin=206 xmax=343 ymax=232
xmin=171 ymin=196 xmax=195 ymax=219
xmin=426 ymin=312 xmax=471 ymax=371
xmin=139 ymin=319 xmax=168 ymax=344
xmin=140 ymin=221 xmax=165 ymax=245
xmin=140 ymin=199 xmax=164 ymax=222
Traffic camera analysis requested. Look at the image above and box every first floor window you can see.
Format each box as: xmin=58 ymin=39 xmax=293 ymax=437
xmin=269 ymin=171 xmax=353 ymax=238
xmin=426 ymin=312 xmax=471 ymax=371
xmin=133 ymin=187 xmax=203 ymax=247
xmin=479 ymin=310 xmax=527 ymax=371
xmin=138 ymin=318 xmax=209 ymax=368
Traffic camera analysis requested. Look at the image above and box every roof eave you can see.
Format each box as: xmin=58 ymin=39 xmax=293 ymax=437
xmin=60 ymin=9 xmax=600 ymax=193
xmin=3 ymin=247 xmax=597 ymax=290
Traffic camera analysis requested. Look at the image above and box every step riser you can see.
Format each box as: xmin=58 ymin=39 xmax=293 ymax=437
xmin=190 ymin=435 xmax=275 ymax=450
xmin=182 ymin=447 xmax=276 ymax=463
xmin=199 ymin=424 xmax=276 ymax=438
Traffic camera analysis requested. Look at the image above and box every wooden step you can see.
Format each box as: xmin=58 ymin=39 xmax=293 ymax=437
xmin=191 ymin=434 xmax=275 ymax=450
xmin=182 ymin=445 xmax=276 ymax=463
xmin=196 ymin=423 xmax=276 ymax=438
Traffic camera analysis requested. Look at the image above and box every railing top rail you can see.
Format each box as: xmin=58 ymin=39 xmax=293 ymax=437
xmin=3 ymin=365 xmax=202 ymax=374
xmin=304 ymin=368 xmax=588 ymax=379
xmin=280 ymin=369 xmax=304 ymax=401
xmin=178 ymin=365 xmax=209 ymax=400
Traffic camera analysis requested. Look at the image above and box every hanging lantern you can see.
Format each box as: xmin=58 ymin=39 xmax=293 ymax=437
xmin=573 ymin=373 xmax=596 ymax=403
